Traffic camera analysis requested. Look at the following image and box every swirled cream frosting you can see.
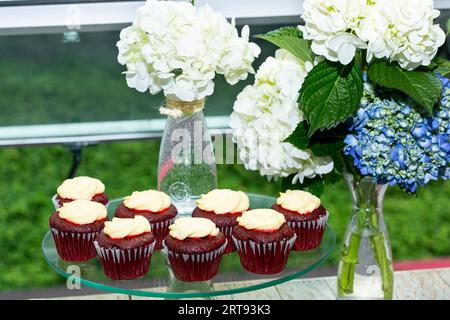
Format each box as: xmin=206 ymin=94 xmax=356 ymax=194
xmin=57 ymin=200 xmax=107 ymax=225
xmin=103 ymin=216 xmax=151 ymax=239
xmin=196 ymin=189 xmax=249 ymax=214
xmin=57 ymin=176 xmax=105 ymax=200
xmin=277 ymin=190 xmax=321 ymax=214
xmin=168 ymin=217 xmax=219 ymax=240
xmin=124 ymin=190 xmax=171 ymax=212
xmin=236 ymin=209 xmax=286 ymax=231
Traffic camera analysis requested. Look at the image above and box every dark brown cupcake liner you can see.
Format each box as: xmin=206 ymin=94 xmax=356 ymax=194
xmin=232 ymin=234 xmax=296 ymax=274
xmin=287 ymin=212 xmax=328 ymax=251
xmin=149 ymin=218 xmax=175 ymax=251
xmin=161 ymin=240 xmax=227 ymax=282
xmin=94 ymin=241 xmax=156 ymax=280
xmin=51 ymin=228 xmax=100 ymax=262
xmin=218 ymin=225 xmax=236 ymax=254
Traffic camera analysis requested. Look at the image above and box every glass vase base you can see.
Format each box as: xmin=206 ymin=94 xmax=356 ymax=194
xmin=338 ymin=274 xmax=386 ymax=300
xmin=337 ymin=174 xmax=394 ymax=300
xmin=171 ymin=197 xmax=199 ymax=217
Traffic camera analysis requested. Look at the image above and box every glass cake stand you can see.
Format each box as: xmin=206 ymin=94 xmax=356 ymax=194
xmin=42 ymin=193 xmax=336 ymax=299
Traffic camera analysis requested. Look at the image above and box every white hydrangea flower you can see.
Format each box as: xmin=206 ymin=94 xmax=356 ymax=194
xmin=299 ymin=0 xmax=368 ymax=65
xmin=218 ymin=25 xmax=262 ymax=85
xmin=230 ymin=49 xmax=334 ymax=184
xmin=117 ymin=0 xmax=260 ymax=102
xmin=300 ymin=0 xmax=445 ymax=70
xmin=357 ymin=0 xmax=446 ymax=70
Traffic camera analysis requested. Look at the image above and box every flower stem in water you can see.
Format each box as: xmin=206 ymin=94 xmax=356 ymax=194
xmin=370 ymin=232 xmax=393 ymax=299
xmin=337 ymin=231 xmax=361 ymax=295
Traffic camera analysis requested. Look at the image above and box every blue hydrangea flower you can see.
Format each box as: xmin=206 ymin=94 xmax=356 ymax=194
xmin=344 ymin=74 xmax=450 ymax=192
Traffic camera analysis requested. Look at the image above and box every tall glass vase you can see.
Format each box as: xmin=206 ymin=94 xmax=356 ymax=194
xmin=158 ymin=98 xmax=217 ymax=216
xmin=337 ymin=173 xmax=394 ymax=300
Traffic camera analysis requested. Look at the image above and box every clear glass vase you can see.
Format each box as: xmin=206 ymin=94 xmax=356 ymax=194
xmin=337 ymin=173 xmax=394 ymax=300
xmin=158 ymin=98 xmax=217 ymax=216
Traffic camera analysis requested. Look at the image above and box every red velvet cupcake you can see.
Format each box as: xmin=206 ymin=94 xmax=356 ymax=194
xmin=192 ymin=189 xmax=249 ymax=253
xmin=162 ymin=217 xmax=227 ymax=282
xmin=272 ymin=190 xmax=328 ymax=251
xmin=94 ymin=216 xmax=156 ymax=280
xmin=53 ymin=176 xmax=109 ymax=209
xmin=232 ymin=209 xmax=296 ymax=274
xmin=49 ymin=200 xmax=107 ymax=262
xmin=114 ymin=190 xmax=177 ymax=250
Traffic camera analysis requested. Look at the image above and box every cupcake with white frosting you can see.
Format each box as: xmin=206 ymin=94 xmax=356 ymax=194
xmin=95 ymin=216 xmax=156 ymax=280
xmin=114 ymin=189 xmax=177 ymax=250
xmin=53 ymin=176 xmax=109 ymax=209
xmin=272 ymin=190 xmax=328 ymax=251
xmin=49 ymin=200 xmax=107 ymax=261
xmin=162 ymin=217 xmax=227 ymax=282
xmin=192 ymin=189 xmax=249 ymax=253
xmin=232 ymin=209 xmax=296 ymax=274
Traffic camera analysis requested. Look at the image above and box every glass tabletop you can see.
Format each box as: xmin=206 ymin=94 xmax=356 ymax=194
xmin=42 ymin=193 xmax=336 ymax=298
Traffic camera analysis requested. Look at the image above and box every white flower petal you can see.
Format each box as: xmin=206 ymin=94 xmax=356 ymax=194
xmin=337 ymin=42 xmax=356 ymax=65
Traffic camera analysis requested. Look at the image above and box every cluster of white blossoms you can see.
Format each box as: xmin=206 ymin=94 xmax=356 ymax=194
xmin=230 ymin=49 xmax=334 ymax=184
xmin=300 ymin=0 xmax=446 ymax=70
xmin=117 ymin=0 xmax=260 ymax=102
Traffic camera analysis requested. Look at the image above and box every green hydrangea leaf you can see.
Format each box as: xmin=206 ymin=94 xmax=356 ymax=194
xmin=434 ymin=58 xmax=450 ymax=79
xmin=283 ymin=122 xmax=309 ymax=150
xmin=255 ymin=27 xmax=313 ymax=63
xmin=284 ymin=122 xmax=347 ymax=158
xmin=309 ymin=141 xmax=345 ymax=157
xmin=368 ymin=60 xmax=443 ymax=116
xmin=299 ymin=60 xmax=363 ymax=137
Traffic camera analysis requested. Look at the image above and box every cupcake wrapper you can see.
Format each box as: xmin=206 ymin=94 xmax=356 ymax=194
xmin=51 ymin=194 xmax=59 ymax=209
xmin=288 ymin=212 xmax=328 ymax=251
xmin=232 ymin=234 xmax=297 ymax=274
xmin=150 ymin=218 xmax=175 ymax=251
xmin=94 ymin=241 xmax=156 ymax=280
xmin=51 ymin=228 xmax=100 ymax=262
xmin=161 ymin=240 xmax=227 ymax=282
xmin=219 ymin=225 xmax=236 ymax=254
xmin=51 ymin=194 xmax=110 ymax=210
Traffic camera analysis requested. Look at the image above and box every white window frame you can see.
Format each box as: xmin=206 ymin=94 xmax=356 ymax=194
xmin=0 ymin=118 xmax=233 ymax=147
xmin=2 ymin=0 xmax=448 ymax=36
xmin=0 ymin=0 xmax=299 ymax=35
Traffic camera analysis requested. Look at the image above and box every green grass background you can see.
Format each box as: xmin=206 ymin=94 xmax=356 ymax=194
xmin=0 ymin=28 xmax=449 ymax=292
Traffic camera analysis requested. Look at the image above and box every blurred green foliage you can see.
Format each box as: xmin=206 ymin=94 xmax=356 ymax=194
xmin=0 ymin=141 xmax=448 ymax=292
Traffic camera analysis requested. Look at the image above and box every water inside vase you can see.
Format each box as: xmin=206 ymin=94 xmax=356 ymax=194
xmin=338 ymin=225 xmax=388 ymax=300
xmin=337 ymin=174 xmax=393 ymax=300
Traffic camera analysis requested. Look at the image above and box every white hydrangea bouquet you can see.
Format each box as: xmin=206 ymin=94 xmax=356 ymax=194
xmin=117 ymin=0 xmax=260 ymax=103
xmin=231 ymin=0 xmax=449 ymax=195
xmin=231 ymin=0 xmax=449 ymax=300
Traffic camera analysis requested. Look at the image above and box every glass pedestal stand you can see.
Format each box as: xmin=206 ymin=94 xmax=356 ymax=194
xmin=42 ymin=194 xmax=336 ymax=299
